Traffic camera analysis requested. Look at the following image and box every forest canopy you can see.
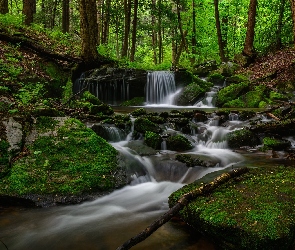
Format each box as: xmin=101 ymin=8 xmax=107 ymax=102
xmin=0 ymin=0 xmax=295 ymax=69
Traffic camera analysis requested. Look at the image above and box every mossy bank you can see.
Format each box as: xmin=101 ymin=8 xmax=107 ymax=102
xmin=0 ymin=117 xmax=127 ymax=207
xmin=169 ymin=166 xmax=295 ymax=250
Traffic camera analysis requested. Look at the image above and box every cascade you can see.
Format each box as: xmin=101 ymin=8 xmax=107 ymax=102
xmin=146 ymin=71 xmax=177 ymax=105
xmin=194 ymin=85 xmax=220 ymax=108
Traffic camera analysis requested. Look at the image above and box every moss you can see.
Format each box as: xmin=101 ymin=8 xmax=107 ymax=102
xmin=35 ymin=116 xmax=59 ymax=132
xmin=131 ymin=108 xmax=147 ymax=116
xmin=0 ymin=140 xmax=10 ymax=178
xmin=144 ymin=131 xmax=162 ymax=150
xmin=223 ymin=98 xmax=246 ymax=108
xmin=227 ymin=129 xmax=260 ymax=148
xmin=175 ymin=154 xmax=204 ymax=168
xmin=120 ymin=97 xmax=145 ymax=106
xmin=169 ymin=166 xmax=295 ymax=250
xmin=81 ymin=91 xmax=102 ymax=105
xmin=207 ymin=73 xmax=225 ymax=85
xmin=0 ymin=118 xmax=121 ymax=195
xmin=90 ymin=103 xmax=114 ymax=115
xmin=216 ymin=82 xmax=250 ymax=107
xmin=166 ymin=134 xmax=193 ymax=151
xmin=262 ymin=137 xmax=291 ymax=151
xmin=134 ymin=117 xmax=161 ymax=134
xmin=269 ymin=91 xmax=288 ymax=101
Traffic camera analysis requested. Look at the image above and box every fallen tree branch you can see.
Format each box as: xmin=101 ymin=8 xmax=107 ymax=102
xmin=116 ymin=167 xmax=249 ymax=250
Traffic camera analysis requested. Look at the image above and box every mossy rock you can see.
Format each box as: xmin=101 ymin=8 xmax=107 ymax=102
xmin=225 ymin=74 xmax=249 ymax=85
xmin=262 ymin=137 xmax=291 ymax=151
xmin=90 ymin=103 xmax=114 ymax=115
xmin=176 ymin=154 xmax=207 ymax=168
xmin=166 ymin=134 xmax=193 ymax=151
xmin=0 ymin=118 xmax=125 ymax=197
xmin=131 ymin=108 xmax=147 ymax=117
xmin=31 ymin=107 xmax=65 ymax=117
xmin=216 ymin=82 xmax=250 ymax=107
xmin=120 ymin=97 xmax=145 ymax=106
xmin=169 ymin=166 xmax=295 ymax=250
xmin=144 ymin=131 xmax=162 ymax=150
xmin=208 ymin=73 xmax=225 ymax=86
xmin=217 ymin=62 xmax=239 ymax=77
xmin=0 ymin=140 xmax=10 ymax=178
xmin=134 ymin=117 xmax=161 ymax=134
xmin=227 ymin=129 xmax=260 ymax=149
xmin=81 ymin=91 xmax=102 ymax=105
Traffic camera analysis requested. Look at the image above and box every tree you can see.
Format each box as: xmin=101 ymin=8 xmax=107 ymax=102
xmin=0 ymin=0 xmax=8 ymax=14
xmin=191 ymin=0 xmax=197 ymax=64
xmin=79 ymin=0 xmax=99 ymax=62
xmin=122 ymin=0 xmax=131 ymax=57
xmin=130 ymin=0 xmax=139 ymax=62
xmin=214 ymin=0 xmax=226 ymax=62
xmin=23 ymin=0 xmax=36 ymax=25
xmin=275 ymin=0 xmax=286 ymax=49
xmin=62 ymin=0 xmax=70 ymax=33
xmin=243 ymin=0 xmax=258 ymax=57
xmin=290 ymin=0 xmax=295 ymax=47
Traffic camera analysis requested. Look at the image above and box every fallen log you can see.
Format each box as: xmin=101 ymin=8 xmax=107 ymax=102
xmin=116 ymin=167 xmax=249 ymax=250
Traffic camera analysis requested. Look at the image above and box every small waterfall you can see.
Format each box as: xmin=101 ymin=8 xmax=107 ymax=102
xmin=146 ymin=71 xmax=177 ymax=105
xmin=73 ymin=72 xmax=129 ymax=105
xmin=229 ymin=112 xmax=239 ymax=121
xmin=91 ymin=124 xmax=126 ymax=142
xmin=194 ymin=85 xmax=220 ymax=108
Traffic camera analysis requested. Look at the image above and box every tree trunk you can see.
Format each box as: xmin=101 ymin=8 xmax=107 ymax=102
xmin=243 ymin=0 xmax=258 ymax=57
xmin=22 ymin=0 xmax=36 ymax=25
xmin=290 ymin=0 xmax=295 ymax=48
xmin=276 ymin=0 xmax=286 ymax=49
xmin=79 ymin=0 xmax=99 ymax=63
xmin=172 ymin=28 xmax=177 ymax=69
xmin=122 ymin=0 xmax=131 ymax=58
xmin=0 ymin=0 xmax=8 ymax=14
xmin=191 ymin=0 xmax=197 ymax=64
xmin=116 ymin=167 xmax=249 ymax=250
xmin=50 ymin=0 xmax=59 ymax=29
xmin=176 ymin=0 xmax=188 ymax=54
xmin=102 ymin=0 xmax=111 ymax=44
xmin=151 ymin=0 xmax=157 ymax=64
xmin=175 ymin=30 xmax=188 ymax=66
xmin=158 ymin=0 xmax=163 ymax=64
xmin=130 ymin=0 xmax=138 ymax=62
xmin=214 ymin=0 xmax=226 ymax=62
xmin=62 ymin=0 xmax=70 ymax=33
xmin=97 ymin=0 xmax=102 ymax=46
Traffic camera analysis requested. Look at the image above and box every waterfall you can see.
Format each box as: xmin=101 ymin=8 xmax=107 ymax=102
xmin=73 ymin=72 xmax=129 ymax=105
xmin=146 ymin=71 xmax=177 ymax=105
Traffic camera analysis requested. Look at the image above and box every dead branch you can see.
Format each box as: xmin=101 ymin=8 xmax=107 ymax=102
xmin=116 ymin=167 xmax=249 ymax=250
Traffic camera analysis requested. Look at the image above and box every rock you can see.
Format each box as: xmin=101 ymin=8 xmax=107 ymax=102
xmin=166 ymin=134 xmax=193 ymax=151
xmin=227 ymin=128 xmax=260 ymax=149
xmin=127 ymin=140 xmax=158 ymax=156
xmin=2 ymin=117 xmax=23 ymax=153
xmin=193 ymin=60 xmax=218 ymax=77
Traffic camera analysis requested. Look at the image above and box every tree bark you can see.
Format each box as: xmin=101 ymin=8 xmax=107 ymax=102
xmin=0 ymin=0 xmax=8 ymax=14
xmin=122 ymin=0 xmax=131 ymax=58
xmin=22 ymin=0 xmax=36 ymax=25
xmin=275 ymin=0 xmax=285 ymax=49
xmin=130 ymin=0 xmax=138 ymax=62
xmin=214 ymin=0 xmax=226 ymax=62
xmin=158 ymin=0 xmax=163 ymax=64
xmin=79 ymin=0 xmax=99 ymax=63
xmin=62 ymin=0 xmax=70 ymax=33
xmin=97 ymin=0 xmax=102 ymax=45
xmin=191 ymin=0 xmax=197 ymax=64
xmin=102 ymin=0 xmax=111 ymax=44
xmin=290 ymin=0 xmax=295 ymax=48
xmin=243 ymin=0 xmax=258 ymax=57
xmin=151 ymin=0 xmax=157 ymax=64
xmin=116 ymin=167 xmax=249 ymax=250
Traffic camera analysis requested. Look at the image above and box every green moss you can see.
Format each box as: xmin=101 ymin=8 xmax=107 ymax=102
xmin=262 ymin=137 xmax=291 ymax=151
xmin=269 ymin=91 xmax=288 ymax=101
xmin=134 ymin=117 xmax=161 ymax=134
xmin=223 ymin=98 xmax=246 ymax=108
xmin=227 ymin=129 xmax=260 ymax=148
xmin=207 ymin=73 xmax=225 ymax=85
xmin=120 ymin=97 xmax=145 ymax=106
xmin=81 ymin=91 xmax=102 ymax=105
xmin=166 ymin=134 xmax=193 ymax=151
xmin=0 ymin=118 xmax=120 ymax=195
xmin=169 ymin=167 xmax=295 ymax=250
xmin=216 ymin=82 xmax=250 ymax=107
xmin=144 ymin=131 xmax=162 ymax=150
xmin=35 ymin=116 xmax=59 ymax=132
xmin=131 ymin=108 xmax=147 ymax=116
xmin=175 ymin=154 xmax=203 ymax=168
xmin=0 ymin=140 xmax=10 ymax=178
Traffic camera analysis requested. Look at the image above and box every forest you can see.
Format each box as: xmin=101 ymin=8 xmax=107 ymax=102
xmin=2 ymin=0 xmax=295 ymax=250
xmin=1 ymin=0 xmax=295 ymax=68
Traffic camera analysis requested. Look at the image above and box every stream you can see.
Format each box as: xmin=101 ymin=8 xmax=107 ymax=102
xmin=1 ymin=71 xmax=293 ymax=250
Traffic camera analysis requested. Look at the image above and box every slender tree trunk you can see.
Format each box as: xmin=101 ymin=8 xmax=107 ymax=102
xmin=0 ymin=0 xmax=9 ymax=14
xmin=122 ymin=0 xmax=131 ymax=57
xmin=176 ymin=0 xmax=188 ymax=54
xmin=97 ymin=0 xmax=102 ymax=46
xmin=62 ymin=0 xmax=70 ymax=33
xmin=22 ymin=0 xmax=36 ymax=25
xmin=158 ymin=0 xmax=163 ymax=64
xmin=214 ymin=0 xmax=226 ymax=62
xmin=79 ymin=0 xmax=99 ymax=63
xmin=151 ymin=0 xmax=157 ymax=64
xmin=191 ymin=0 xmax=197 ymax=64
xmin=172 ymin=28 xmax=177 ymax=68
xmin=276 ymin=0 xmax=286 ymax=49
xmin=243 ymin=0 xmax=258 ymax=57
xmin=130 ymin=0 xmax=138 ymax=62
xmin=50 ymin=0 xmax=59 ymax=29
xmin=175 ymin=30 xmax=188 ymax=66
xmin=102 ymin=0 xmax=111 ymax=44
xmin=290 ymin=0 xmax=295 ymax=48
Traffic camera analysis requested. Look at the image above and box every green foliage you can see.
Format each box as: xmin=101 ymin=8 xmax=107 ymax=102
xmin=134 ymin=117 xmax=161 ymax=134
xmin=0 ymin=140 xmax=10 ymax=177
xmin=0 ymin=14 xmax=23 ymax=30
xmin=144 ymin=131 xmax=162 ymax=150
xmin=131 ymin=108 xmax=147 ymax=117
xmin=16 ymin=82 xmax=45 ymax=105
xmin=81 ymin=91 xmax=102 ymax=105
xmin=0 ymin=118 xmax=120 ymax=195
